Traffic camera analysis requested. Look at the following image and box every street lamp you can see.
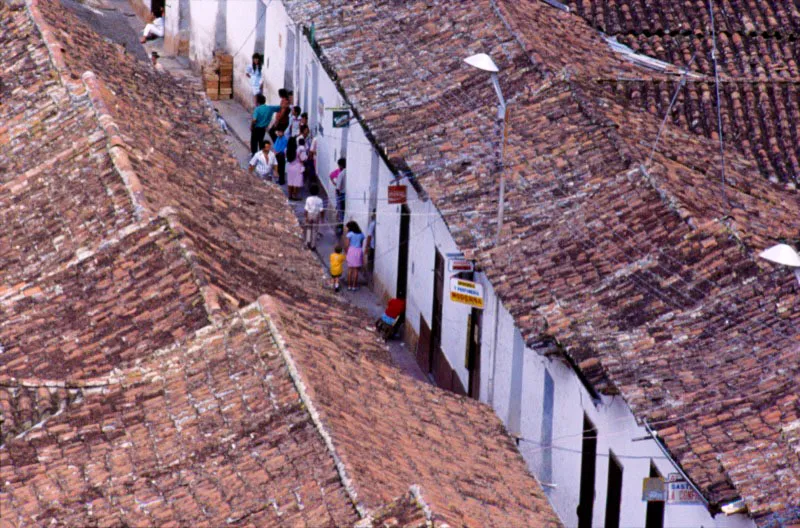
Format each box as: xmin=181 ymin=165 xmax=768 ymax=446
xmin=464 ymin=53 xmax=508 ymax=246
xmin=759 ymin=243 xmax=800 ymax=285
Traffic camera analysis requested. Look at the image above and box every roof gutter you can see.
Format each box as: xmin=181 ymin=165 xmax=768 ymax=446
xmin=643 ymin=419 xmax=712 ymax=509
xmin=540 ymin=0 xmax=570 ymax=12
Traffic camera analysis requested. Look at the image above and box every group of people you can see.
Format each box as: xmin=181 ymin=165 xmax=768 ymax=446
xmin=248 ymin=60 xmax=318 ymax=202
xmin=243 ymin=53 xmax=401 ymax=334
xmin=244 ymin=56 xmax=375 ymax=298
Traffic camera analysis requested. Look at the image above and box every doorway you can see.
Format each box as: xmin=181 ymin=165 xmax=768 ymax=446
xmin=151 ymin=0 xmax=164 ymax=16
xmin=430 ymin=249 xmax=445 ymax=381
xmin=467 ymin=308 xmax=482 ymax=399
xmin=396 ymin=205 xmax=410 ymax=298
xmin=577 ymin=415 xmax=597 ymax=528
xmin=605 ymin=452 xmax=623 ymax=528
xmin=645 ymin=462 xmax=665 ymax=528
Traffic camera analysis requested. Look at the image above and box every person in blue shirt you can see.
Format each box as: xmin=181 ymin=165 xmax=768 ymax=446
xmin=250 ymin=94 xmax=271 ymax=155
xmin=272 ymin=128 xmax=288 ymax=185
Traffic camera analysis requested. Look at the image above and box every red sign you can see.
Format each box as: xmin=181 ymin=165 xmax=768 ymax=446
xmin=388 ymin=185 xmax=407 ymax=205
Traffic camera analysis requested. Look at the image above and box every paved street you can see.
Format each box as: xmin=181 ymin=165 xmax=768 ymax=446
xmin=113 ymin=1 xmax=428 ymax=383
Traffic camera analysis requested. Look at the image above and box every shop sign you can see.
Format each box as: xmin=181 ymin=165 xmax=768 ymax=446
xmin=332 ymin=109 xmax=351 ymax=128
xmin=388 ymin=185 xmax=407 ymax=205
xmin=666 ymin=474 xmax=703 ymax=505
xmin=450 ymin=278 xmax=484 ymax=309
xmin=642 ymin=477 xmax=665 ymax=502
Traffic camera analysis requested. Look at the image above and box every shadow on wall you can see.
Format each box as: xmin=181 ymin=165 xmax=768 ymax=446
xmin=214 ymin=0 xmax=227 ymax=50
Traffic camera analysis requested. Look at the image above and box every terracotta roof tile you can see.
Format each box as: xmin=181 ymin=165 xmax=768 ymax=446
xmin=1 ymin=306 xmax=359 ymax=527
xmin=0 ymin=1 xmax=561 ymax=526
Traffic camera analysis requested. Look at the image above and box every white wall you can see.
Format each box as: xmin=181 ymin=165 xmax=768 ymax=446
xmin=187 ymin=0 xmax=217 ymax=66
xmin=481 ymin=294 xmax=756 ymax=528
xmin=260 ymin=0 xmax=291 ymax=105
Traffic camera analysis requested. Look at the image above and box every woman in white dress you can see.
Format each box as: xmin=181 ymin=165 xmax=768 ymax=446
xmin=245 ymin=53 xmax=264 ymax=106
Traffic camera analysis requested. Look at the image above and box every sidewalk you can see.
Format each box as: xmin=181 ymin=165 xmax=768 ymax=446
xmin=117 ymin=1 xmax=428 ymax=384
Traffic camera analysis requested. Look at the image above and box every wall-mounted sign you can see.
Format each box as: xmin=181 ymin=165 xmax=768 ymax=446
xmin=388 ymin=185 xmax=407 ymax=205
xmin=642 ymin=477 xmax=665 ymax=502
xmin=665 ymin=474 xmax=703 ymax=505
xmin=450 ymin=278 xmax=484 ymax=309
xmin=448 ymin=258 xmax=474 ymax=273
xmin=332 ymin=108 xmax=351 ymax=128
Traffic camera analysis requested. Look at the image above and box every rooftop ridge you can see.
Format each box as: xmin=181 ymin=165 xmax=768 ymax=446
xmin=256 ymin=294 xmax=368 ymax=520
xmin=355 ymin=485 xmax=439 ymax=528
xmin=158 ymin=206 xmax=227 ymax=325
xmin=25 ymin=0 xmax=85 ymax=95
xmin=80 ymin=71 xmax=150 ymax=220
xmin=26 ymin=0 xmax=150 ymax=222
xmin=23 ymin=0 xmax=226 ymax=327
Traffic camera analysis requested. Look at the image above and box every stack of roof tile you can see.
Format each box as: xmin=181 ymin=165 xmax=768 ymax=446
xmin=0 ymin=1 xmax=562 ymax=526
xmin=283 ymin=0 xmax=800 ymax=524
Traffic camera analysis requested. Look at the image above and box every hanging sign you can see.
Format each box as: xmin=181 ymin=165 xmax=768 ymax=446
xmin=448 ymin=258 xmax=474 ymax=273
xmin=666 ymin=474 xmax=703 ymax=505
xmin=332 ymin=109 xmax=351 ymax=128
xmin=642 ymin=477 xmax=666 ymax=502
xmin=450 ymin=278 xmax=484 ymax=309
xmin=388 ymin=185 xmax=407 ymax=205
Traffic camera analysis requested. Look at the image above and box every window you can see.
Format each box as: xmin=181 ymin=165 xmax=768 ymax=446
xmin=645 ymin=462 xmax=665 ymax=528
xmin=605 ymin=452 xmax=623 ymax=528
xmin=540 ymin=370 xmax=554 ymax=484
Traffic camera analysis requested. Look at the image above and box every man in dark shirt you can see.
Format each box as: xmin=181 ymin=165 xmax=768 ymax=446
xmin=250 ymin=94 xmax=270 ymax=155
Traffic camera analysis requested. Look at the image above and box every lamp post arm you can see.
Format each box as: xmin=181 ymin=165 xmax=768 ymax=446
xmin=491 ymin=73 xmax=507 ymax=119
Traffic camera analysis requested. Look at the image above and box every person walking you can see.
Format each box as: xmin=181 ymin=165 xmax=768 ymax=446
xmin=286 ymin=137 xmax=306 ymax=200
xmin=245 ymin=53 xmax=264 ymax=106
xmin=329 ymin=246 xmax=345 ymax=293
xmin=330 ymin=158 xmax=347 ymax=235
xmin=248 ymin=140 xmax=277 ymax=181
xmin=250 ymin=94 xmax=271 ymax=155
xmin=344 ymin=220 xmax=365 ymax=291
xmin=304 ymin=184 xmax=324 ymax=249
xmin=273 ymin=128 xmax=288 ymax=185
xmin=300 ymin=125 xmax=318 ymax=186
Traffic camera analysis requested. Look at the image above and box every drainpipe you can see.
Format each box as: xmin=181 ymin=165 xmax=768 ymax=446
xmin=487 ymin=278 xmax=500 ymax=405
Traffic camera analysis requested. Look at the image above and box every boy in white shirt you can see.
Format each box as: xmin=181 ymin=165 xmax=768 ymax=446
xmin=304 ymin=184 xmax=324 ymax=250
xmin=140 ymin=8 xmax=165 ymax=42
xmin=289 ymin=106 xmax=302 ymax=138
xmin=248 ymin=141 xmax=277 ymax=182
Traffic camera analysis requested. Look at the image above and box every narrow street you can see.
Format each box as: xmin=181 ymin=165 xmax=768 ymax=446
xmin=112 ymin=0 xmax=428 ymax=383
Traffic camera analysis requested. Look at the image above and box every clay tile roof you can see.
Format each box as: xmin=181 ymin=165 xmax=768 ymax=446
xmin=1 ymin=305 xmax=360 ymax=527
xmin=564 ymin=0 xmax=800 ymax=188
xmin=283 ymin=0 xmax=800 ymax=523
xmin=0 ymin=1 xmax=561 ymax=526
xmin=261 ymin=293 xmax=561 ymax=527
